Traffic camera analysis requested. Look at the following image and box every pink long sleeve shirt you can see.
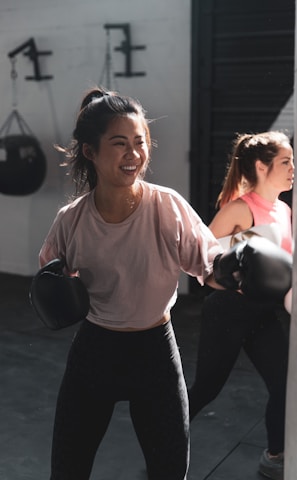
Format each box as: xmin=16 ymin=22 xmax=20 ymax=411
xmin=39 ymin=181 xmax=223 ymax=329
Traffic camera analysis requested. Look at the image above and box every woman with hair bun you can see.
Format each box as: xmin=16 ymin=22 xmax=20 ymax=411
xmin=39 ymin=86 xmax=224 ymax=480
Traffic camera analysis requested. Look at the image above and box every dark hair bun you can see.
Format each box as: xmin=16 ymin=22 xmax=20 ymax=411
xmin=80 ymin=89 xmax=109 ymax=109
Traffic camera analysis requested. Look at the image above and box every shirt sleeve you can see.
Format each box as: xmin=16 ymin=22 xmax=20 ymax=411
xmin=38 ymin=209 xmax=67 ymax=267
xmin=174 ymin=195 xmax=224 ymax=284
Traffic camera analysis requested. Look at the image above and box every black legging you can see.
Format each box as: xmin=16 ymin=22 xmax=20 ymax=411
xmin=188 ymin=289 xmax=289 ymax=455
xmin=50 ymin=319 xmax=189 ymax=480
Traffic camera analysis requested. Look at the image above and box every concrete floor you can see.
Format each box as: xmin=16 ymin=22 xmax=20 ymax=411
xmin=0 ymin=273 xmax=270 ymax=480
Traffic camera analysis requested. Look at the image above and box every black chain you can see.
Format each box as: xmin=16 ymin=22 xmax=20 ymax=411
xmin=10 ymin=57 xmax=18 ymax=108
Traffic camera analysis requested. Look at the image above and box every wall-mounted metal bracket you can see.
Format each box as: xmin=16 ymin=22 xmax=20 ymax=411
xmin=104 ymin=23 xmax=146 ymax=77
xmin=8 ymin=38 xmax=53 ymax=81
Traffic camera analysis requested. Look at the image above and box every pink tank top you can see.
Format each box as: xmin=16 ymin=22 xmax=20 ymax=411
xmin=241 ymin=191 xmax=292 ymax=254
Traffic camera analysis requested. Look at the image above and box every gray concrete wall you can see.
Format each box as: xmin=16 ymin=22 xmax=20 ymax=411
xmin=0 ymin=0 xmax=191 ymax=292
xmin=284 ymin=4 xmax=297 ymax=477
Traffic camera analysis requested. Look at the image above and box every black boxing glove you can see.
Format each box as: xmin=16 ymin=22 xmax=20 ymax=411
xmin=238 ymin=236 xmax=292 ymax=304
xmin=29 ymin=258 xmax=90 ymax=330
xmin=213 ymin=241 xmax=247 ymax=290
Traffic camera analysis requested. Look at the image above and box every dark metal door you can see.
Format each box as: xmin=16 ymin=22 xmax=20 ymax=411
xmin=189 ymin=0 xmax=295 ymax=292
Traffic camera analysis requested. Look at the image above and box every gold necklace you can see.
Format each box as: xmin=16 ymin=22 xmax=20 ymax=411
xmin=126 ymin=183 xmax=143 ymax=211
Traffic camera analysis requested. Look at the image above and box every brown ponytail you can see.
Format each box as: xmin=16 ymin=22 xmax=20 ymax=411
xmin=217 ymin=131 xmax=291 ymax=208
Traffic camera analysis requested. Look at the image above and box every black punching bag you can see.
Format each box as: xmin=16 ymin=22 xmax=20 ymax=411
xmin=0 ymin=134 xmax=46 ymax=195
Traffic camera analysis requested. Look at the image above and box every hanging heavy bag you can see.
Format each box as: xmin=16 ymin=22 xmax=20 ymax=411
xmin=0 ymin=134 xmax=46 ymax=195
xmin=29 ymin=258 xmax=90 ymax=330
xmin=0 ymin=55 xmax=47 ymax=195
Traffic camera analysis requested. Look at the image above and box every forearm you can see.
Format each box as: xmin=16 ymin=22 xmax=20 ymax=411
xmin=205 ymin=273 xmax=225 ymax=290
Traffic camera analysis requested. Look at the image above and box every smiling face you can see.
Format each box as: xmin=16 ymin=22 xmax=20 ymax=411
xmin=83 ymin=113 xmax=149 ymax=190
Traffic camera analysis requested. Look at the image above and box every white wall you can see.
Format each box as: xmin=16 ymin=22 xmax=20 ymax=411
xmin=284 ymin=3 xmax=297 ymax=477
xmin=0 ymin=0 xmax=191 ymax=291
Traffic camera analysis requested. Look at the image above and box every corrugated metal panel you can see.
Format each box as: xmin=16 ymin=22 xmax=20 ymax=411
xmin=190 ymin=0 xmax=295 ymax=225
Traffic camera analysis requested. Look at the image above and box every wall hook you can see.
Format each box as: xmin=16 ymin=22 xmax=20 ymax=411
xmin=104 ymin=23 xmax=146 ymax=77
xmin=8 ymin=38 xmax=53 ymax=81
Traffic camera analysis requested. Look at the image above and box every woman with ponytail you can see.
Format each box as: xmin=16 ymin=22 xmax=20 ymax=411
xmin=188 ymin=131 xmax=294 ymax=480
xmin=39 ymin=86 xmax=224 ymax=480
